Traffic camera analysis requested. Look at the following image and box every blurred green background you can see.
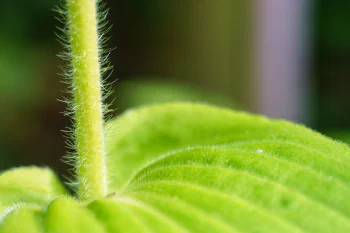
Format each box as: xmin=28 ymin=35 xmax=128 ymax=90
xmin=1 ymin=0 xmax=349 ymax=177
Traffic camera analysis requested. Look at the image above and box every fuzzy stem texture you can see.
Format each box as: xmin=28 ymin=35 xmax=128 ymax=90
xmin=66 ymin=0 xmax=107 ymax=200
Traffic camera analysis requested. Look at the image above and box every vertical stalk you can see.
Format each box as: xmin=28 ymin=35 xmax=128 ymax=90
xmin=66 ymin=0 xmax=107 ymax=200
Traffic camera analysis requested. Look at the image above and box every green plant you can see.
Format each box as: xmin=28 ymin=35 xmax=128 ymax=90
xmin=114 ymin=79 xmax=239 ymax=111
xmin=1 ymin=0 xmax=350 ymax=232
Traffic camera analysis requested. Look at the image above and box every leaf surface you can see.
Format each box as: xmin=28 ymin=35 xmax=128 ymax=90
xmin=1 ymin=103 xmax=350 ymax=232
xmin=0 ymin=167 xmax=68 ymax=212
xmin=103 ymin=103 xmax=350 ymax=232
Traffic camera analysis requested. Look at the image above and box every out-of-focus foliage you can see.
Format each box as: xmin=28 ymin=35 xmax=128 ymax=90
xmin=114 ymin=80 xmax=238 ymax=112
xmin=326 ymin=131 xmax=350 ymax=145
xmin=0 ymin=43 xmax=37 ymax=102
xmin=314 ymin=1 xmax=350 ymax=130
xmin=0 ymin=0 xmax=56 ymax=43
xmin=316 ymin=1 xmax=350 ymax=49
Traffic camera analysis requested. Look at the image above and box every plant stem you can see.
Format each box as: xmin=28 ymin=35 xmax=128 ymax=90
xmin=66 ymin=0 xmax=107 ymax=200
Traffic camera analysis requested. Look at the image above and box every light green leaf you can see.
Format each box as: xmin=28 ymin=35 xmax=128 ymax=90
xmin=0 ymin=204 xmax=43 ymax=233
xmin=0 ymin=167 xmax=68 ymax=212
xmin=105 ymin=103 xmax=349 ymax=190
xmin=103 ymin=103 xmax=350 ymax=232
xmin=45 ymin=197 xmax=106 ymax=233
xmin=1 ymin=103 xmax=350 ymax=232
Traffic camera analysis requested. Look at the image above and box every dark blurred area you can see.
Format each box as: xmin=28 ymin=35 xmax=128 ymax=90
xmin=0 ymin=0 xmax=349 ymax=177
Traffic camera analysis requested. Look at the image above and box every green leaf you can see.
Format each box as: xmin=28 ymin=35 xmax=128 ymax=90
xmin=45 ymin=197 xmax=106 ymax=233
xmin=0 ymin=167 xmax=68 ymax=232
xmin=105 ymin=103 xmax=350 ymax=190
xmin=0 ymin=167 xmax=68 ymax=212
xmin=0 ymin=204 xmax=43 ymax=233
xmin=103 ymin=103 xmax=350 ymax=232
xmin=1 ymin=103 xmax=350 ymax=232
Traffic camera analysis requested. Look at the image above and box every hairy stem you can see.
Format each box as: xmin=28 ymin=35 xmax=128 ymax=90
xmin=66 ymin=0 xmax=107 ymax=200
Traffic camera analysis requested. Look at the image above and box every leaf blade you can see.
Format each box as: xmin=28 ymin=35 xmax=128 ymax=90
xmin=104 ymin=103 xmax=350 ymax=232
